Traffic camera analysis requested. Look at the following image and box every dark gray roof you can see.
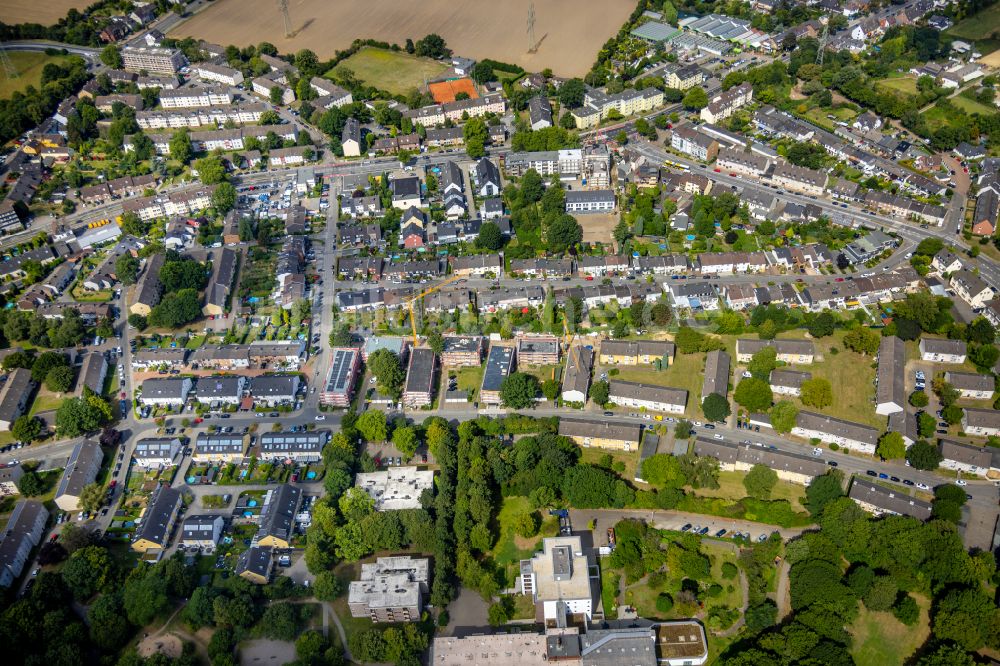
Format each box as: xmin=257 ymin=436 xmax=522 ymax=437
xmin=702 ymin=350 xmax=730 ymax=401
xmin=134 ymin=485 xmax=181 ymax=547
xmin=260 ymin=431 xmax=327 ymax=455
xmin=195 ymin=434 xmax=245 ymax=455
xmin=849 ymin=479 xmax=932 ymax=520
xmin=0 ymin=368 xmax=35 ymax=425
xmin=559 ymin=417 xmax=640 ymax=443
xmin=876 ymin=335 xmax=905 ymax=410
xmin=482 ymin=345 xmax=515 ymax=392
xmin=250 ymin=374 xmax=299 ymax=397
xmin=258 ymin=484 xmax=301 ymax=542
xmin=55 ymin=440 xmax=102 ymax=500
xmin=236 ymin=545 xmax=272 ymax=579
xmin=181 ymin=514 xmax=224 ymax=542
xmin=404 ymin=348 xmax=436 ymax=395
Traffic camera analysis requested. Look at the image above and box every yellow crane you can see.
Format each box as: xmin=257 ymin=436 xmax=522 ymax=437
xmin=405 ymin=274 xmax=463 ymax=346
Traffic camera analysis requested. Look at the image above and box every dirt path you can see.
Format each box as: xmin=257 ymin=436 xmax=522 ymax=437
xmin=326 ymin=603 xmax=353 ymax=661
xmin=718 ymin=569 xmax=750 ymax=638
xmin=775 ymin=558 xmax=792 ymax=621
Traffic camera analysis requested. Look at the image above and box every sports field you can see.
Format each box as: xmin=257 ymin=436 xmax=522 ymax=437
xmin=169 ymin=0 xmax=636 ymax=76
xmin=0 ymin=51 xmax=74 ymax=100
xmin=947 ymin=2 xmax=1000 ymax=40
xmin=0 ymin=0 xmax=89 ymax=25
xmin=429 ymin=78 xmax=478 ymax=103
xmin=332 ymin=47 xmax=449 ymax=96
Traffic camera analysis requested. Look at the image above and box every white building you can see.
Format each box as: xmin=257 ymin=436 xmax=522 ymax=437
xmin=519 ymin=536 xmax=594 ymax=622
xmin=354 ymin=467 xmax=435 ymax=511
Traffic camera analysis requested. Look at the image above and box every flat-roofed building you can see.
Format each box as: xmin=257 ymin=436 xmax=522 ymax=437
xmin=558 ymin=418 xmax=642 ymax=451
xmin=403 ymin=348 xmax=437 ymax=408
xmin=939 ymin=439 xmax=993 ymax=476
xmin=516 ymin=335 xmax=560 ymax=365
xmin=0 ymin=464 xmax=23 ymax=497
xmin=702 ymin=350 xmax=730 ymax=402
xmin=919 ymin=338 xmax=967 ymax=363
xmin=656 ymin=620 xmax=710 ymax=666
xmin=792 ymin=411 xmax=880 ymax=454
xmin=608 ymin=380 xmax=687 ymax=414
xmin=0 ymin=501 xmax=48 ymax=588
xmin=561 ymin=346 xmax=594 ymax=403
xmin=769 ymin=369 xmax=811 ymax=396
xmin=963 ymin=407 xmax=1000 ymax=437
xmin=694 ymin=438 xmax=826 ymax=485
xmin=354 ymin=467 xmax=435 ymax=511
xmin=945 ymin=371 xmax=994 ymax=399
xmin=256 ymin=484 xmax=301 ymax=548
xmin=735 ymin=338 xmax=815 ymax=364
xmin=236 ymin=545 xmax=273 ymax=584
xmin=481 ymin=344 xmax=516 ymax=405
xmin=599 ymin=340 xmax=676 ymax=366
xmin=55 ymin=440 xmax=103 ymax=511
xmin=349 ymin=556 xmax=429 ymax=622
xmin=849 ymin=478 xmax=932 ymax=520
xmin=193 ymin=434 xmax=245 ymax=463
xmin=519 ymin=536 xmax=593 ymax=622
xmin=321 ymin=348 xmax=361 ymax=406
xmin=132 ymin=484 xmax=182 ymax=553
xmin=0 ymin=368 xmax=35 ymax=429
xmin=181 ymin=514 xmax=225 ymax=552
xmin=133 ymin=437 xmax=181 ymax=468
xmin=441 ymin=335 xmax=484 ymax=367
xmin=430 ymin=631 xmax=548 ymax=666
xmin=875 ymin=336 xmax=905 ymax=416
xmin=259 ymin=431 xmax=328 ymax=462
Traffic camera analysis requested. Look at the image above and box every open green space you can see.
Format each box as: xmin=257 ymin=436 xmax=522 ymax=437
xmin=850 ymin=595 xmax=931 ymax=666
xmin=952 ymin=93 xmax=997 ymax=116
xmin=491 ymin=496 xmax=557 ymax=586
xmin=608 ymin=350 xmax=705 ymax=417
xmin=580 ymin=446 xmax=640 ymax=482
xmin=30 ymin=391 xmax=66 ymax=416
xmin=692 ymin=470 xmax=807 ymax=513
xmin=331 ymin=47 xmax=449 ymax=96
xmin=947 ymin=3 xmax=1000 ymax=40
xmin=791 ymin=331 xmax=882 ymax=429
xmin=0 ymin=52 xmax=74 ymax=101
xmin=875 ymin=76 xmax=919 ymax=97
xmin=800 ymin=105 xmax=858 ymax=131
xmin=451 ymin=365 xmax=484 ymax=399
xmin=920 ymin=104 xmax=967 ymax=132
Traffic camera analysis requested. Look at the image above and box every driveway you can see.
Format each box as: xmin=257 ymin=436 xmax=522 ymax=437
xmin=442 ymin=586 xmax=491 ymax=637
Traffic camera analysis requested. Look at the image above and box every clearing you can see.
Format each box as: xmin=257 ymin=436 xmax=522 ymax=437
xmin=947 ymin=3 xmax=1000 ymax=41
xmin=691 ymin=470 xmax=807 ymax=512
xmin=875 ymin=76 xmax=919 ymax=97
xmin=334 ymin=47 xmax=449 ymax=96
xmin=491 ymin=495 xmax=558 ymax=585
xmin=952 ymin=94 xmax=997 ymax=116
xmin=850 ymin=595 xmax=931 ymax=666
xmin=0 ymin=0 xmax=89 ymax=25
xmin=169 ymin=0 xmax=636 ymax=77
xmin=0 ymin=51 xmax=75 ymax=101
xmin=578 ymin=212 xmax=618 ymax=244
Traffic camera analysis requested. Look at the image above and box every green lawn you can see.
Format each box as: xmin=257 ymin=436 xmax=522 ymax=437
xmin=331 ymin=47 xmax=449 ymax=96
xmin=491 ymin=496 xmax=557 ymax=586
xmin=952 ymin=93 xmax=996 ymax=116
xmin=607 ymin=351 xmax=705 ymax=417
xmin=692 ymin=470 xmax=807 ymax=512
xmin=580 ymin=447 xmax=639 ymax=482
xmin=850 ymin=595 xmax=931 ymax=666
xmin=792 ymin=332 xmax=882 ymax=429
xmin=875 ymin=76 xmax=919 ymax=97
xmin=921 ymin=104 xmax=966 ymax=132
xmin=0 ymin=52 xmax=74 ymax=101
xmin=451 ymin=365 xmax=484 ymax=400
xmin=30 ymin=391 xmax=66 ymax=416
xmin=801 ymin=106 xmax=858 ymax=131
xmin=947 ymin=3 xmax=1000 ymax=40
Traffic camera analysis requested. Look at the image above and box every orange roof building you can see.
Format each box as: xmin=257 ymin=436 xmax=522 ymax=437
xmin=429 ymin=78 xmax=479 ymax=104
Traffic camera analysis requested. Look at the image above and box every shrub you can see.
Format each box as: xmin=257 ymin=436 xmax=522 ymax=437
xmin=655 ymin=593 xmax=674 ymax=613
xmin=721 ymin=562 xmax=738 ymax=580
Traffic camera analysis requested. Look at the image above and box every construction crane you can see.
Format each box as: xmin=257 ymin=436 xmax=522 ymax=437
xmin=405 ymin=274 xmax=463 ymax=346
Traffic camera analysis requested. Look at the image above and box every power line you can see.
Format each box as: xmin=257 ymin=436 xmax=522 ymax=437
xmin=277 ymin=0 xmax=292 ymax=38
xmin=527 ymin=2 xmax=537 ymax=53
xmin=0 ymin=46 xmax=18 ymax=80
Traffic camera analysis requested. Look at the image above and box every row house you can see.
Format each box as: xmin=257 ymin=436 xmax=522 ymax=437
xmin=252 ymin=76 xmax=295 ymax=105
xmin=944 ymin=371 xmax=994 ymax=400
xmin=451 ymin=254 xmax=502 ymax=277
xmin=502 ymin=149 xmax=582 ymax=177
xmin=340 ymin=195 xmax=385 ymax=220
xmin=694 ymin=438 xmax=826 ymax=485
xmin=700 ymin=82 xmax=753 ymax=124
xmin=564 ymin=189 xmax=615 ymax=214
xmin=670 ymin=282 xmax=720 ymax=310
xmin=135 ymin=103 xmax=268 ymax=129
xmin=918 ymin=338 xmax=967 ymax=364
xmin=754 ymin=105 xmax=815 ymax=141
xmin=769 ymin=369 xmax=811 ymax=397
xmin=850 ymin=479 xmax=932 ymax=521
xmin=516 ymin=335 xmax=560 ymax=366
xmin=440 ymin=336 xmax=484 ymax=367
xmin=607 ymin=380 xmax=687 ymax=414
xmin=509 ymin=258 xmax=574 ymax=278
xmin=716 ymin=147 xmax=771 ymax=179
xmin=963 ymin=408 xmax=1000 ymax=438
xmin=723 ymin=283 xmax=757 ymax=310
xmin=479 ymin=285 xmax=546 ymax=311
xmin=938 ymin=439 xmax=997 ymax=477
xmin=422 ymin=288 xmax=475 ymax=313
xmin=792 ymin=411 xmax=880 ymax=454
xmin=576 ymin=255 xmax=629 ymax=276
xmin=194 ymin=63 xmax=244 ymax=86
xmin=0 ymin=501 xmax=48 ymax=588
xmin=771 ymin=162 xmax=827 ymax=196
xmin=337 ymin=223 xmax=382 ymax=249
xmin=158 ymin=86 xmax=233 ymax=108
xmin=371 ymin=133 xmax=421 ymax=155
xmin=863 ymin=191 xmax=946 ymax=226
xmin=735 ymin=338 xmax=815 ymax=364
xmin=571 ymin=87 xmax=664 ymax=129
xmin=309 ymin=77 xmax=353 ymax=106
xmin=670 ymin=126 xmax=719 ymax=162
xmin=633 ymin=254 xmax=690 ymax=275
xmin=599 ymin=339 xmax=676 ymax=367
xmin=269 ymin=146 xmax=310 ymax=167
xmin=403 ymin=93 xmax=506 ymax=126
xmin=384 ymin=259 xmax=445 ymax=281
xmin=696 ymin=251 xmax=768 ymax=275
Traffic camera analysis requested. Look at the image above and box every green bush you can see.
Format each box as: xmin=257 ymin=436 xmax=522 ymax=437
xmin=721 ymin=562 xmax=738 ymax=580
xmin=655 ymin=593 xmax=674 ymax=613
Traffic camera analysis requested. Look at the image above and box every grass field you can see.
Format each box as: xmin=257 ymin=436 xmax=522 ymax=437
xmin=0 ymin=52 xmax=74 ymax=101
xmin=796 ymin=332 xmax=881 ymax=428
xmin=0 ymin=0 xmax=89 ymax=25
xmin=947 ymin=3 xmax=1000 ymax=40
xmin=952 ymin=94 xmax=997 ymax=116
xmin=922 ymin=104 xmax=967 ymax=132
xmin=30 ymin=390 xmax=66 ymax=416
xmin=172 ymin=0 xmax=635 ymax=76
xmin=608 ymin=351 xmax=706 ymax=418
xmin=332 ymin=47 xmax=449 ymax=95
xmin=850 ymin=595 xmax=930 ymax=666
xmin=451 ymin=365 xmax=484 ymax=400
xmin=875 ymin=76 xmax=919 ymax=96
xmin=692 ymin=470 xmax=807 ymax=512
xmin=491 ymin=496 xmax=557 ymax=585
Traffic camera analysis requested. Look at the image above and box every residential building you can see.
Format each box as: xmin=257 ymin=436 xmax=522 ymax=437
xmin=735 ymin=339 xmax=815 ymax=364
xmin=608 ymin=380 xmax=687 ymax=414
xmin=256 ymin=484 xmax=301 ymax=548
xmin=694 ymin=438 xmax=826 ymax=485
xmin=792 ymin=411 xmax=880 ymax=454
xmin=309 ymin=77 xmax=353 ymax=106
xmin=159 ymin=87 xmax=233 ymax=108
xmin=558 ymin=418 xmax=641 ymax=451
xmin=193 ymin=434 xmax=246 ymax=463
xmin=944 ymin=371 xmax=994 ymax=399
xmin=564 ymin=189 xmax=615 ymax=214
xmin=194 ymin=63 xmax=244 ymax=86
xmin=528 ymin=96 xmax=552 ymax=130
xmin=850 ymin=479 xmax=932 ymax=520
xmin=450 ymin=254 xmax=502 ymax=277
xmin=918 ymin=338 xmax=967 ymax=363
xmin=321 ymin=348 xmax=362 ymax=406
xmin=702 ymin=350 xmax=730 ymax=402
xmin=769 ymin=369 xmax=811 ymax=396
xmin=875 ymin=336 xmax=905 ymax=415
xmin=403 ymin=348 xmax=437 ymax=408
xmin=348 ymin=556 xmax=429 ymax=622
xmin=132 ymin=484 xmax=183 ymax=553
xmin=236 ymin=546 xmax=273 ymax=584
xmin=181 ymin=514 xmax=226 ymax=552
xmin=259 ymin=431 xmax=328 ymax=463
xmin=771 ymin=162 xmax=827 ymax=196
xmin=700 ymin=82 xmax=753 ymax=123
xmin=973 ymin=189 xmax=998 ymax=236
xmin=931 ymin=250 xmax=963 ymax=275
xmin=963 ymin=408 xmax=1000 ymax=437
xmin=951 ymin=270 xmax=995 ymax=308
xmin=561 ymin=347 xmax=595 ymax=403
xmin=0 ymin=464 xmax=23 ymax=497
xmin=481 ymin=345 xmax=516 ymax=405
xmin=516 ymin=336 xmax=560 ymax=365
xmin=354 ymin=467 xmax=435 ymax=511
xmin=203 ymin=247 xmax=237 ymax=317
xmin=342 ymin=118 xmax=361 ymax=157
xmin=122 ymin=46 xmax=185 ymax=74
xmin=0 ymin=501 xmax=48 ymax=588
xmin=196 ymin=375 xmax=246 ymax=406
xmin=670 ymin=126 xmax=719 ymax=161
xmin=716 ymin=147 xmax=770 ymax=178
xmin=441 ymin=336 xmax=484 ymax=367
xmin=599 ymin=340 xmax=676 ymax=366
xmin=475 ymin=158 xmax=502 ymax=197
xmin=938 ymin=440 xmax=993 ymax=476
xmin=54 ymin=440 xmax=103 ymax=511
xmin=0 ymin=368 xmax=35 ymax=429
xmin=519 ymin=536 xmax=594 ymax=622
xmin=250 ymin=375 xmax=299 ymax=406
xmin=133 ymin=437 xmax=182 ymax=468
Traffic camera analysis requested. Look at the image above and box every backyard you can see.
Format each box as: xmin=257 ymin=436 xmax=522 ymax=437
xmin=491 ymin=496 xmax=558 ymax=586
xmin=450 ymin=365 xmax=485 ymax=401
xmin=607 ymin=350 xmax=706 ymax=418
xmin=691 ymin=470 xmax=807 ymax=513
xmin=332 ymin=47 xmax=449 ymax=96
xmin=875 ymin=76 xmax=919 ymax=97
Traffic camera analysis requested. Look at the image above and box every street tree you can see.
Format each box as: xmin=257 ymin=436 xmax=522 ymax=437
xmin=701 ymin=392 xmax=731 ymax=422
xmin=876 ymin=431 xmax=906 ymax=459
xmin=800 ymin=378 xmax=833 ymax=408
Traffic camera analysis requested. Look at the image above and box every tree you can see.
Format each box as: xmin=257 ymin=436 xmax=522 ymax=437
xmin=368 ymin=349 xmax=405 ymax=400
xmin=702 ymin=392 xmax=731 ymax=422
xmin=640 ymin=454 xmax=686 ymax=488
xmin=11 ymin=415 xmax=43 ymax=443
xmin=747 ymin=347 xmax=777 ymax=380
xmin=915 ymin=643 xmax=976 ymax=666
xmin=589 ymin=379 xmax=610 ymax=405
xmin=682 ymin=86 xmax=709 ymax=110
xmin=970 ymin=343 xmax=999 ymax=371
xmin=651 ymin=303 xmax=672 ymax=326
xmin=513 ymin=511 xmax=539 ymax=538
xmin=520 ymin=169 xmax=544 ymax=203
xmin=675 ymin=420 xmax=693 ymax=439
xmin=415 ymin=33 xmax=451 ymax=58
xmin=770 ymin=401 xmax=798 ymax=434
xmin=863 ymin=575 xmax=898 ymax=612
xmin=100 ymin=45 xmax=122 ymax=69
xmin=558 ymin=78 xmax=586 ymax=108
xmin=115 ymin=254 xmax=140 ymax=285
xmin=212 ymin=182 xmax=237 ymax=214
xmin=127 ymin=313 xmax=147 ymax=330
xmin=876 ymin=431 xmax=906 ymax=460
xmin=800 ymin=378 xmax=833 ymax=408
xmin=843 ymin=328 xmax=881 ymax=355
xmin=933 ymin=587 xmax=1000 ymax=650
xmin=942 ymin=404 xmax=964 ymax=425
xmin=17 ymin=470 xmax=46 ymax=496
xmin=463 ymin=117 xmax=488 ymax=158
xmin=88 ymin=592 xmax=133 ymax=651
xmin=904 ymin=439 xmax=942 ymax=471
xmin=56 ymin=397 xmax=109 ymax=438
xmin=734 ymin=377 xmax=772 ymax=412
xmin=807 ymin=312 xmax=836 ymax=338
xmin=148 ymin=289 xmax=201 ymax=328
xmin=392 ymin=426 xmax=419 ymax=459
xmin=62 ymin=545 xmax=114 ymax=600
xmin=194 ymin=155 xmax=227 ymax=184
xmin=743 ymin=464 xmax=778 ymax=500
xmin=541 ymin=379 xmax=561 ymax=401
xmin=477 ymin=221 xmax=503 ymax=250
xmin=357 ymin=410 xmax=388 ymax=442
xmin=169 ymin=129 xmax=193 ymax=163
xmin=427 ymin=331 xmax=444 ymax=355
xmin=918 ymin=412 xmax=936 ymax=438
xmin=805 ymin=471 xmax=843 ymax=516
xmin=560 ymin=111 xmax=577 ymax=129
xmin=546 ymin=214 xmax=582 ymax=253
xmin=910 ymin=391 xmax=929 ymax=408
xmin=78 ymin=482 xmax=106 ymax=513
xmin=31 ymin=351 xmax=68 ymax=383
xmin=500 ymin=372 xmax=540 ymax=409
xmin=45 ymin=365 xmax=75 ymax=392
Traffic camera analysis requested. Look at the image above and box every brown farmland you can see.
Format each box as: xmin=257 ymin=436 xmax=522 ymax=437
xmin=0 ymin=0 xmax=91 ymax=26
xmin=170 ymin=0 xmax=636 ymax=77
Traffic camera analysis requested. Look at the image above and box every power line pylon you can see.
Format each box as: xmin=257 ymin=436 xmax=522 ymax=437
xmin=816 ymin=18 xmax=829 ymax=66
xmin=527 ymin=2 xmax=537 ymax=53
xmin=278 ymin=0 xmax=293 ymax=38
xmin=0 ymin=46 xmax=18 ymax=80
